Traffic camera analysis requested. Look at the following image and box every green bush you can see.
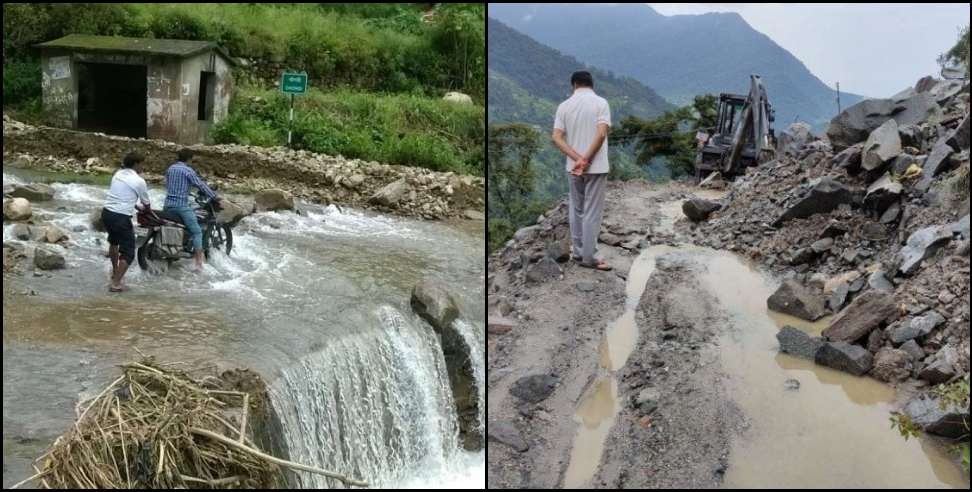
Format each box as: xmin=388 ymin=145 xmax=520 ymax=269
xmin=2 ymin=59 xmax=42 ymax=106
xmin=212 ymin=87 xmax=484 ymax=175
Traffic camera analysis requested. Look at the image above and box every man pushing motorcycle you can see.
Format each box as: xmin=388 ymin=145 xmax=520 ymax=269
xmin=163 ymin=148 xmax=220 ymax=272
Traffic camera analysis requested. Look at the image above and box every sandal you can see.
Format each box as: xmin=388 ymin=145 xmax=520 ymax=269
xmin=578 ymin=260 xmax=613 ymax=271
xmin=108 ymin=285 xmax=128 ymax=293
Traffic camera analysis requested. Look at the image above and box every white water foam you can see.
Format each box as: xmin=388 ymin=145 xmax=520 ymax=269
xmin=270 ymin=305 xmax=478 ymax=489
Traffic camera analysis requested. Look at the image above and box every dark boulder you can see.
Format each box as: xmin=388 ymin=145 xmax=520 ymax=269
xmin=904 ymin=396 xmax=970 ymax=439
xmin=510 ymin=374 xmax=558 ymax=404
xmin=815 ymin=342 xmax=874 ymax=376
xmin=827 ymin=92 xmax=940 ymax=151
xmin=487 ymin=420 xmax=529 ymax=452
xmin=767 ymin=280 xmax=827 ymax=321
xmin=526 ymin=256 xmax=562 ymax=283
xmin=863 ymin=173 xmax=903 ymax=216
xmin=773 ymin=177 xmax=860 ymax=226
xmin=861 ymin=119 xmax=902 ymax=171
xmin=776 ymin=326 xmax=825 ymax=360
xmin=682 ymin=198 xmax=722 ymax=222
xmin=870 ymin=347 xmax=913 ymax=383
xmin=822 ymin=291 xmax=897 ymax=343
xmin=889 ymin=311 xmax=945 ymax=344
xmin=896 ymin=225 xmax=953 ymax=276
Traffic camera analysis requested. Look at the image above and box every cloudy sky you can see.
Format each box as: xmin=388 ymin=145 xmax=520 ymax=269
xmin=648 ymin=3 xmax=970 ymax=98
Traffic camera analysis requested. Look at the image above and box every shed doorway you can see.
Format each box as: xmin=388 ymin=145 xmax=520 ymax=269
xmin=77 ymin=62 xmax=147 ymax=138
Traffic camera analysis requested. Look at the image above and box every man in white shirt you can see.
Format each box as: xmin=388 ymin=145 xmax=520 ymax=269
xmin=101 ymin=152 xmax=151 ymax=292
xmin=552 ymin=71 xmax=613 ymax=271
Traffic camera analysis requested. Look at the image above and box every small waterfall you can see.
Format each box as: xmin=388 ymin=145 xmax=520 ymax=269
xmin=453 ymin=320 xmax=485 ymax=439
xmin=269 ymin=306 xmax=465 ymax=488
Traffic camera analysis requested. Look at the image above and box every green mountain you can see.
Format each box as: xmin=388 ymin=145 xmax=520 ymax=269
xmin=487 ymin=16 xmax=673 ymax=127
xmin=488 ymin=4 xmax=865 ymax=130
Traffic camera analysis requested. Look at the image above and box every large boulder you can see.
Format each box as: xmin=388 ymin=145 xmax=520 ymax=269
xmin=870 ymin=347 xmax=913 ymax=383
xmin=867 ymin=270 xmax=895 ymax=292
xmin=682 ymin=198 xmax=722 ymax=222
xmin=815 ymin=342 xmax=874 ymax=376
xmin=904 ymin=396 xmax=970 ymax=439
xmin=946 ymin=112 xmax=970 ymax=151
xmin=3 ymin=198 xmax=33 ymax=221
xmin=918 ymin=345 xmax=960 ymax=384
xmin=833 ymin=144 xmax=863 ymax=173
xmin=896 ymin=225 xmax=953 ymax=276
xmin=442 ymin=91 xmax=473 ymax=105
xmin=9 ymin=183 xmax=55 ymax=202
xmin=34 ymin=246 xmax=66 ymax=270
xmin=773 ymin=177 xmax=859 ymax=226
xmin=369 ymin=179 xmax=409 ymax=207
xmin=410 ymin=280 xmax=479 ymax=450
xmin=216 ymin=198 xmax=251 ymax=225
xmin=952 ymin=214 xmax=970 ymax=240
xmin=44 ymin=225 xmax=69 ymax=244
xmin=915 ymin=138 xmax=955 ymax=192
xmin=822 ymin=291 xmax=897 ymax=343
xmin=487 ymin=421 xmax=529 ymax=452
xmin=863 ymin=173 xmax=903 ymax=216
xmin=914 ymin=76 xmax=939 ymax=93
xmin=861 ymin=119 xmax=902 ymax=171
xmin=827 ymin=92 xmax=940 ymax=151
xmin=767 ymin=280 xmax=827 ymax=321
xmin=89 ymin=209 xmax=106 ymax=232
xmin=253 ymin=189 xmax=295 ymax=211
xmin=889 ymin=311 xmax=946 ymax=344
xmin=410 ymin=280 xmax=460 ymax=334
xmin=776 ymin=325 xmax=826 ymax=360
xmin=525 ymin=256 xmax=561 ymax=284
xmin=778 ymin=122 xmax=816 ymax=156
xmin=510 ymin=374 xmax=558 ymax=404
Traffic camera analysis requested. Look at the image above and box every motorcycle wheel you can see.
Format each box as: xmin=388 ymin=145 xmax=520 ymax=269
xmin=136 ymin=233 xmax=169 ymax=274
xmin=203 ymin=224 xmax=234 ymax=260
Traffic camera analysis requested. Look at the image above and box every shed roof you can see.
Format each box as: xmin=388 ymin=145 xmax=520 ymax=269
xmin=36 ymin=34 xmax=237 ymax=65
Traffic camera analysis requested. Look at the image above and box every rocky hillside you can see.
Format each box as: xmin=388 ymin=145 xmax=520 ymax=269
xmin=2 ymin=115 xmax=484 ymax=221
xmin=681 ymin=75 xmax=970 ymax=434
xmin=488 ymin=3 xmax=865 ymax=130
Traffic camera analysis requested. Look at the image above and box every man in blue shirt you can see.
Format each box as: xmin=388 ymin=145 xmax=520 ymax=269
xmin=163 ymin=148 xmax=219 ymax=272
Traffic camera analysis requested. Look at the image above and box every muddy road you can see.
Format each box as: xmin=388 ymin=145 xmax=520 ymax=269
xmin=486 ymin=180 xmax=969 ymax=489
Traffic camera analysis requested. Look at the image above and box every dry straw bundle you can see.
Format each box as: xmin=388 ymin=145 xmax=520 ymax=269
xmin=11 ymin=358 xmax=368 ymax=489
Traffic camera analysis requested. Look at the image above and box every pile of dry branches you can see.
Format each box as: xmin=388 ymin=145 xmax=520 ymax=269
xmin=12 ymin=359 xmax=367 ymax=489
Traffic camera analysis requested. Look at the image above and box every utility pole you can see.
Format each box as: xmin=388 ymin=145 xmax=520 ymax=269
xmin=836 ymin=81 xmax=841 ymax=115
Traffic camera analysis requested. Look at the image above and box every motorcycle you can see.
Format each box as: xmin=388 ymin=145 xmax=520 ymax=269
xmin=135 ymin=194 xmax=233 ymax=273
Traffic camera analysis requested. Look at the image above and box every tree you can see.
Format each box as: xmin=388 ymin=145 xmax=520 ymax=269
xmin=938 ymin=25 xmax=970 ymax=77
xmin=487 ymin=123 xmax=541 ymax=252
xmin=612 ymin=94 xmax=718 ymax=177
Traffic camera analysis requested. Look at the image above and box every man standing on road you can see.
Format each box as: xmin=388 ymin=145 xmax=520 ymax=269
xmin=163 ymin=148 xmax=219 ymax=272
xmin=552 ymin=70 xmax=613 ymax=271
xmin=101 ymin=152 xmax=151 ymax=292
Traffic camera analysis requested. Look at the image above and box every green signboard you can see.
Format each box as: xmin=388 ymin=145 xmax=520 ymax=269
xmin=281 ymin=72 xmax=308 ymax=94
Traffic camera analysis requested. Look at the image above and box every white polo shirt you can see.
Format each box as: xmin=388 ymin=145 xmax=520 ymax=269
xmin=104 ymin=168 xmax=151 ymax=216
xmin=554 ymin=87 xmax=612 ymax=174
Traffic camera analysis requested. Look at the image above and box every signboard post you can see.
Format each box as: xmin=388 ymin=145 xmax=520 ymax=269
xmin=280 ymin=72 xmax=308 ymax=147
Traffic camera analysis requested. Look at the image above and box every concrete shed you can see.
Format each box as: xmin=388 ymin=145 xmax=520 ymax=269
xmin=36 ymin=34 xmax=236 ymax=144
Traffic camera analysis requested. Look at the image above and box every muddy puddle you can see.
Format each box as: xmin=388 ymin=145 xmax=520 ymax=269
xmin=562 ymin=192 xmax=967 ymax=488
xmin=565 ymin=245 xmax=675 ymax=488
xmin=692 ymin=249 xmax=969 ymax=489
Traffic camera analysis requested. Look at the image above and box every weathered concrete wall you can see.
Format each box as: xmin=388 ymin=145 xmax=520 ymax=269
xmin=39 ymin=50 xmax=78 ymax=129
xmin=180 ymin=51 xmax=234 ymax=144
xmin=146 ymin=57 xmax=183 ymax=142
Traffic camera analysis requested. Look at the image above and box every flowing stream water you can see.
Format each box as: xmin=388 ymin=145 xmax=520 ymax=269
xmin=2 ymin=168 xmax=485 ymax=488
